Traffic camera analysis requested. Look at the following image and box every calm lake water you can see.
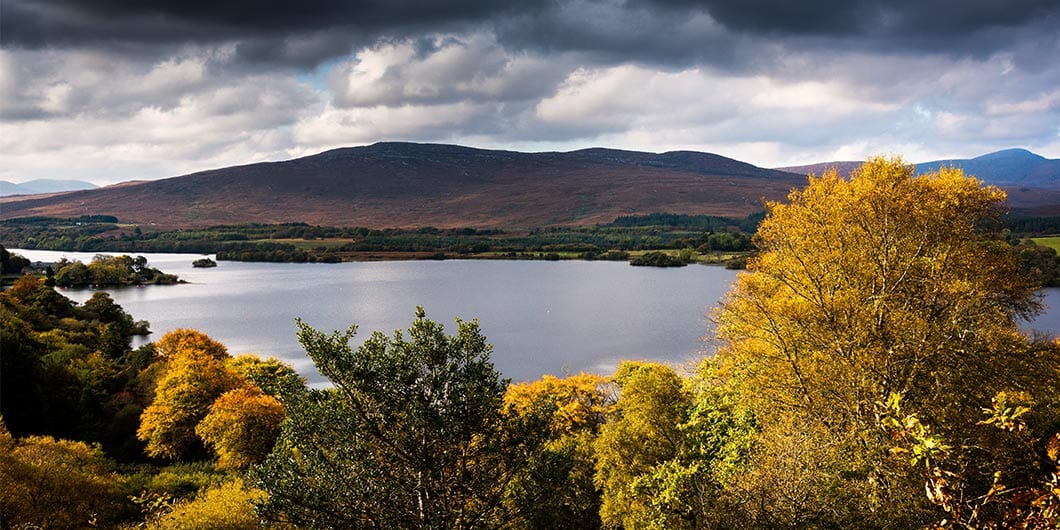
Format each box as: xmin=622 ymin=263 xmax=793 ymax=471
xmin=15 ymin=249 xmax=1060 ymax=386
xmin=13 ymin=250 xmax=741 ymax=385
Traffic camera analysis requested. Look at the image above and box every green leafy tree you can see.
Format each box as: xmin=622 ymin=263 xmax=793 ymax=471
xmin=253 ymin=307 xmax=550 ymax=529
xmin=0 ymin=245 xmax=30 ymax=274
xmin=593 ymin=362 xmax=697 ymax=530
xmin=1 ymin=276 xmax=150 ymax=450
xmin=226 ymin=354 xmax=307 ymax=400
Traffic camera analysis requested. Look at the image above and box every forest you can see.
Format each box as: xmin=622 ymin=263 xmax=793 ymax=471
xmin=0 ymin=213 xmax=780 ymax=267
xmin=2 ymin=157 xmax=1060 ymax=529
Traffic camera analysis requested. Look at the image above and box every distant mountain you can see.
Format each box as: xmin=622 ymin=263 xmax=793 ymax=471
xmin=0 ymin=179 xmax=98 ymax=197
xmin=779 ymin=149 xmax=1060 ymax=190
xmin=776 ymin=149 xmax=1060 ymax=215
xmin=0 ymin=142 xmax=806 ymax=229
xmin=0 ymin=181 xmax=32 ymax=196
xmin=913 ymin=149 xmax=1060 ymax=189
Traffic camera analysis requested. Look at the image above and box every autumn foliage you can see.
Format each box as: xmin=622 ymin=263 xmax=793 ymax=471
xmin=713 ymin=157 xmax=1060 ymax=526
xmin=138 ymin=329 xmax=288 ymax=468
xmin=3 ymin=155 xmax=1060 ymax=528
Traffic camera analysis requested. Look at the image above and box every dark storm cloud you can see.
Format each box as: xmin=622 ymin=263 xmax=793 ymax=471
xmin=679 ymin=0 xmax=1060 ymax=36
xmin=5 ymin=0 xmax=1057 ymax=70
xmin=1 ymin=0 xmax=541 ymax=49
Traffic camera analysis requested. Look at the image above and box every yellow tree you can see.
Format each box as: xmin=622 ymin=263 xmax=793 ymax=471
xmin=0 ymin=423 xmax=129 ymax=529
xmin=195 ymin=386 xmax=285 ymax=470
xmin=145 ymin=477 xmax=266 ymax=530
xmin=138 ymin=330 xmax=241 ymax=460
xmin=154 ymin=328 xmax=228 ymax=360
xmin=504 ymin=373 xmax=614 ymax=528
xmin=713 ymin=157 xmax=1060 ymax=525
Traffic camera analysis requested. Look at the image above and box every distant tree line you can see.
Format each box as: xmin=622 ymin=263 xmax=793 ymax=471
xmin=608 ymin=211 xmax=765 ymax=232
xmin=0 ymin=216 xmax=763 ymax=265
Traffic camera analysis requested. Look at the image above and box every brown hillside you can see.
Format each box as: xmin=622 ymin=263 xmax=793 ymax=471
xmin=0 ymin=143 xmax=808 ymax=229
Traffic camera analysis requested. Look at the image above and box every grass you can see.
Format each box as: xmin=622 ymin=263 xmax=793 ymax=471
xmin=1031 ymin=237 xmax=1060 ymax=252
xmin=263 ymin=238 xmax=350 ymax=250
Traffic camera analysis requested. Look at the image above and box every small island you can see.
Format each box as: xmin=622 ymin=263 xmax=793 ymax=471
xmin=192 ymin=257 xmax=217 ymax=268
xmin=629 ymin=250 xmax=691 ymax=267
xmin=53 ymin=254 xmax=183 ymax=287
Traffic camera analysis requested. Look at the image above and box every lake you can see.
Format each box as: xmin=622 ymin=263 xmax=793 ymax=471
xmin=14 ymin=249 xmax=1060 ymax=386
xmin=12 ymin=250 xmax=740 ymax=385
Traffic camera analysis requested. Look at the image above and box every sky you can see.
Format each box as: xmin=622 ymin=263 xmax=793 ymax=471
xmin=1 ymin=0 xmax=1059 ymax=185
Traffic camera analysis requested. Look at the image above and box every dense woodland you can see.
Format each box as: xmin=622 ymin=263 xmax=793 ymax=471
xmin=3 ymin=158 xmax=1060 ymax=528
xmin=0 ymin=214 xmax=762 ymax=266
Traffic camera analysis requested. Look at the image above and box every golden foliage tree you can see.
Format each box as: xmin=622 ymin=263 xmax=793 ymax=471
xmin=0 ymin=422 xmax=130 ymax=529
xmin=504 ymin=373 xmax=615 ymax=529
xmin=505 ymin=373 xmax=613 ymax=436
xmin=144 ymin=478 xmax=266 ymax=530
xmin=196 ymin=386 xmax=285 ymax=470
xmin=137 ymin=330 xmax=242 ymax=460
xmin=713 ymin=157 xmax=1060 ymax=525
xmin=154 ymin=328 xmax=229 ymax=360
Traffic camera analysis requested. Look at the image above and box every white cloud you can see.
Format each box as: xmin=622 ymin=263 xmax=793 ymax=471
xmin=328 ymin=33 xmax=567 ymax=107
xmin=0 ymin=48 xmax=321 ymax=184
xmin=3 ymin=23 xmax=1060 ymax=185
xmin=292 ymin=101 xmax=495 ymax=150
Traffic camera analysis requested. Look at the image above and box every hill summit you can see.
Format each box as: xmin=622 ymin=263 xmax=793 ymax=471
xmin=4 ymin=144 xmax=1059 ymax=228
xmin=0 ymin=143 xmax=805 ymax=229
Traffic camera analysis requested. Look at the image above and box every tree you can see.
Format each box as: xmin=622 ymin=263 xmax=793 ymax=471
xmin=0 ymin=423 xmax=131 ymax=529
xmin=712 ymin=157 xmax=1060 ymax=525
xmin=253 ymin=307 xmax=550 ymax=529
xmin=0 ymin=245 xmax=30 ymax=274
xmin=144 ymin=478 xmax=266 ymax=530
xmin=503 ymin=373 xmax=615 ymax=529
xmin=138 ymin=330 xmax=242 ymax=460
xmin=593 ymin=362 xmax=696 ymax=530
xmin=154 ymin=328 xmax=229 ymax=360
xmin=196 ymin=386 xmax=285 ymax=470
xmin=226 ymin=354 xmax=307 ymax=400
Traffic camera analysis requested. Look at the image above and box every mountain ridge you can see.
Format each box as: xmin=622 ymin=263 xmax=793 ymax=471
xmin=0 ymin=142 xmax=805 ymax=229
xmin=777 ymin=149 xmax=1060 ymax=190
xmin=0 ymin=179 xmax=99 ymax=197
xmin=3 ymin=143 xmax=1059 ymax=229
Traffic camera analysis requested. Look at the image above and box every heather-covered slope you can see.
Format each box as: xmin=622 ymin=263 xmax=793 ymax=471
xmin=0 ymin=143 xmax=805 ymax=229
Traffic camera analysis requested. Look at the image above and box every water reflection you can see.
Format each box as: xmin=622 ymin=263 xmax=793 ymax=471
xmin=19 ymin=250 xmax=738 ymax=385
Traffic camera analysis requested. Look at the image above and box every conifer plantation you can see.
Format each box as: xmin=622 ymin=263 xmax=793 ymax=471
xmin=2 ymin=157 xmax=1059 ymax=529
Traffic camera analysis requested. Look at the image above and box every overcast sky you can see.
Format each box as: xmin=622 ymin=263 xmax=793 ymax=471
xmin=2 ymin=0 xmax=1059 ymax=185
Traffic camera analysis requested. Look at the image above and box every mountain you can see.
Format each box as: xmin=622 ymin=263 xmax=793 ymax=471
xmin=777 ymin=149 xmax=1060 ymax=215
xmin=0 ymin=181 xmax=33 ymax=196
xmin=0 ymin=179 xmax=98 ymax=197
xmin=913 ymin=149 xmax=1060 ymax=189
xmin=779 ymin=149 xmax=1060 ymax=189
xmin=0 ymin=142 xmax=807 ymax=229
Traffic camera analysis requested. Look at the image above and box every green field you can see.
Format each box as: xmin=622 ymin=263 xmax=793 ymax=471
xmin=1031 ymin=236 xmax=1060 ymax=252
